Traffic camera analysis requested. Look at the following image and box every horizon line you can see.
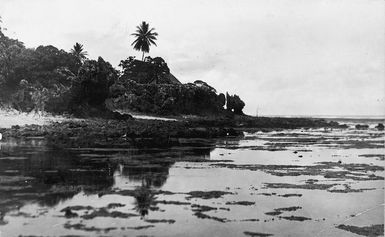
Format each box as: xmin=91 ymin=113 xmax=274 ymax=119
xmin=250 ymin=114 xmax=385 ymax=118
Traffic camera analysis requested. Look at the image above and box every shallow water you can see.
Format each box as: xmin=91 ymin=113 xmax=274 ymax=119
xmin=0 ymin=125 xmax=383 ymax=237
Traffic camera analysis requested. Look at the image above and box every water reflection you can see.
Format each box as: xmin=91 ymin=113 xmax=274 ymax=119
xmin=0 ymin=128 xmax=383 ymax=237
xmin=133 ymin=185 xmax=158 ymax=217
xmin=0 ymin=139 xmax=215 ymax=217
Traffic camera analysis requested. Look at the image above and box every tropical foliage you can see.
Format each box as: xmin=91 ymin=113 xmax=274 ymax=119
xmin=0 ymin=26 xmax=117 ymax=115
xmin=70 ymin=42 xmax=88 ymax=63
xmin=131 ymin=21 xmax=158 ymax=60
xmin=0 ymin=20 xmax=246 ymax=116
xmin=69 ymin=57 xmax=118 ymax=115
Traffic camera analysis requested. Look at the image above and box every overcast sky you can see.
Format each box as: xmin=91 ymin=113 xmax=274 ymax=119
xmin=0 ymin=0 xmax=384 ymax=116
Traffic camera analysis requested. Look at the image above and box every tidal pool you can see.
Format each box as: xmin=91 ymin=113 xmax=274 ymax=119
xmin=0 ymin=125 xmax=383 ymax=237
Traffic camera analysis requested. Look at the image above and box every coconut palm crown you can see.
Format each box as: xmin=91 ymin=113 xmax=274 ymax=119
xmin=131 ymin=21 xmax=158 ymax=61
xmin=70 ymin=42 xmax=88 ymax=62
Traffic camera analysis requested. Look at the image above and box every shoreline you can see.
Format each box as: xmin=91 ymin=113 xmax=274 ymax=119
xmin=0 ymin=113 xmax=349 ymax=148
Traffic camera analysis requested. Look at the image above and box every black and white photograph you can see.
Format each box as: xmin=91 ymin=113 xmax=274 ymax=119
xmin=0 ymin=0 xmax=384 ymax=236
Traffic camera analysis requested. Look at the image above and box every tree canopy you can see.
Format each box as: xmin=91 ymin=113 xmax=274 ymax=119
xmin=70 ymin=42 xmax=88 ymax=63
xmin=131 ymin=21 xmax=158 ymax=60
xmin=0 ymin=20 xmax=245 ymax=116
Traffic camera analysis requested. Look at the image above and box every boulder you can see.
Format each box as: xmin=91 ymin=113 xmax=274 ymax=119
xmin=355 ymin=124 xmax=369 ymax=130
xmin=375 ymin=123 xmax=384 ymax=131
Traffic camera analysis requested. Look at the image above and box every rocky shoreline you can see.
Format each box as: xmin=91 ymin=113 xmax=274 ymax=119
xmin=0 ymin=115 xmax=347 ymax=148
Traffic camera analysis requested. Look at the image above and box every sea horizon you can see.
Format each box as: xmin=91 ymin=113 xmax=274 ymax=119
xmin=261 ymin=114 xmax=385 ymax=119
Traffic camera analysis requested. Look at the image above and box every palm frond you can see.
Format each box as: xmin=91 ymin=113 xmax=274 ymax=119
xmin=70 ymin=42 xmax=88 ymax=61
xmin=130 ymin=21 xmax=158 ymax=59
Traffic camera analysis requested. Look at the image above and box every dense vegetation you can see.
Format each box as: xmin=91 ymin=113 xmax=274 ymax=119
xmin=109 ymin=56 xmax=242 ymax=115
xmin=0 ymin=25 xmax=245 ymax=117
xmin=0 ymin=26 xmax=118 ymax=116
xmin=131 ymin=21 xmax=158 ymax=61
xmin=0 ymin=20 xmax=350 ymax=143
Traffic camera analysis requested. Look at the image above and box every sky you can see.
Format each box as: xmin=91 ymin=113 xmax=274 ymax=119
xmin=0 ymin=0 xmax=384 ymax=116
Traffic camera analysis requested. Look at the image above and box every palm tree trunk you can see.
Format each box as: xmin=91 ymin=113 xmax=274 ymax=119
xmin=142 ymin=51 xmax=145 ymax=61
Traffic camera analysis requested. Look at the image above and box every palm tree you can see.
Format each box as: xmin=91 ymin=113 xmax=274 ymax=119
xmin=70 ymin=42 xmax=88 ymax=62
xmin=131 ymin=21 xmax=158 ymax=61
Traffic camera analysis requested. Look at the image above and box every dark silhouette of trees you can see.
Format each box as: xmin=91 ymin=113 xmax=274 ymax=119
xmin=70 ymin=42 xmax=88 ymax=63
xmin=0 ymin=20 xmax=247 ymax=117
xmin=131 ymin=21 xmax=158 ymax=61
xmin=226 ymin=92 xmax=245 ymax=115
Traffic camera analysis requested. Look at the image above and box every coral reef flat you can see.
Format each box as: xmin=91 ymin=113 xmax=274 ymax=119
xmin=0 ymin=117 xmax=383 ymax=237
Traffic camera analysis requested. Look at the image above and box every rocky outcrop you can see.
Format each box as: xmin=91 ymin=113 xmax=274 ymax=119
xmin=107 ymin=78 xmax=226 ymax=115
xmin=110 ymin=57 xmax=245 ymax=116
xmin=375 ymin=123 xmax=384 ymax=131
xmin=355 ymin=124 xmax=369 ymax=130
xmin=1 ymin=119 xmax=242 ymax=148
xmin=226 ymin=93 xmax=245 ymax=115
xmin=119 ymin=56 xmax=181 ymax=85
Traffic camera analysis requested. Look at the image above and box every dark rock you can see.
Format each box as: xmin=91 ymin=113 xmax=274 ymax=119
xmin=193 ymin=212 xmax=228 ymax=223
xmin=107 ymin=203 xmax=126 ymax=209
xmin=355 ymin=124 xmax=369 ymax=130
xmin=281 ymin=215 xmax=311 ymax=221
xmin=81 ymin=208 xmax=138 ymax=219
xmin=339 ymin=124 xmax=349 ymax=128
xmin=275 ymin=206 xmax=302 ymax=212
xmin=61 ymin=205 xmax=93 ymax=212
xmin=225 ymin=201 xmax=255 ymax=206
xmin=279 ymin=193 xmax=302 ymax=198
xmin=185 ymin=190 xmax=233 ymax=200
xmin=110 ymin=111 xmax=133 ymax=120
xmin=336 ymin=224 xmax=384 ymax=236
xmin=375 ymin=123 xmax=384 ymax=131
xmin=234 ymin=116 xmax=341 ymax=130
xmin=144 ymin=219 xmax=175 ymax=224
xmin=226 ymin=92 xmax=245 ymax=115
xmin=243 ymin=231 xmax=273 ymax=236
xmin=64 ymin=209 xmax=78 ymax=218
xmin=11 ymin=125 xmax=20 ymax=129
xmin=265 ymin=211 xmax=282 ymax=216
xmin=191 ymin=204 xmax=217 ymax=212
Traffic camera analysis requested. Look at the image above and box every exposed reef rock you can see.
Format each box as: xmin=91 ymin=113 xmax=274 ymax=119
xmin=1 ymin=119 xmax=242 ymax=148
xmin=336 ymin=224 xmax=384 ymax=236
xmin=355 ymin=124 xmax=369 ymax=130
xmin=375 ymin=123 xmax=384 ymax=131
